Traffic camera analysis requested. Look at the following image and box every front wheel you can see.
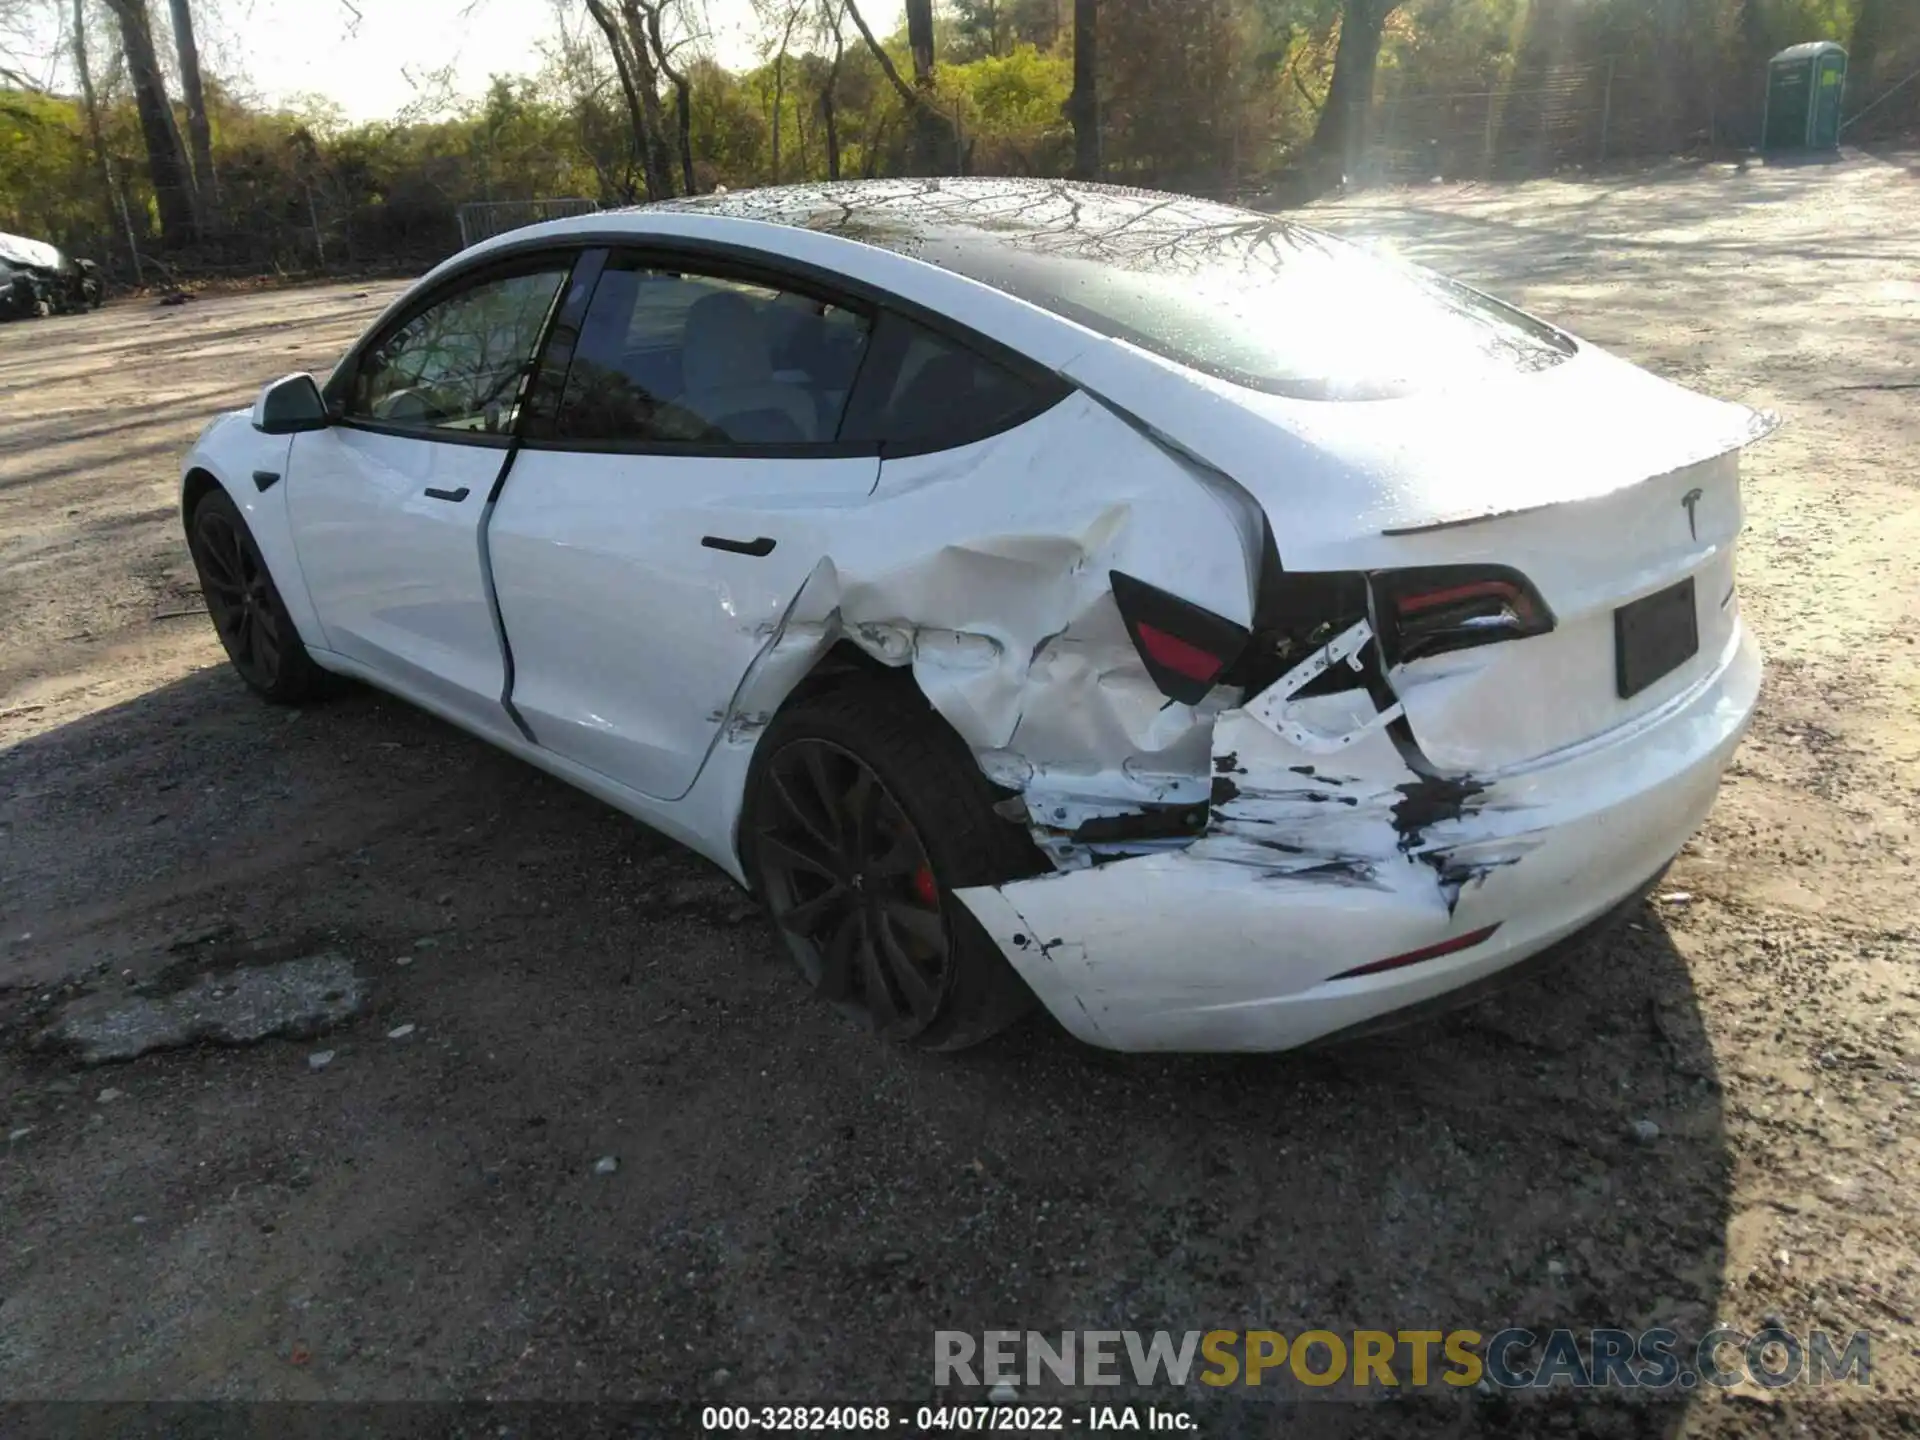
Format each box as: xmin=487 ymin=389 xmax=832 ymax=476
xmin=746 ymin=683 xmax=1045 ymax=1050
xmin=187 ymin=489 xmax=324 ymax=703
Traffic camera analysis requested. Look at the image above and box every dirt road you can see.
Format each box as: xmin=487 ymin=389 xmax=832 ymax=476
xmin=2 ymin=152 xmax=1916 ymax=1434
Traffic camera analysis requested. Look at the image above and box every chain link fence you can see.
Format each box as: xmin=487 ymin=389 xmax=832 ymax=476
xmin=1348 ymin=59 xmax=1791 ymax=188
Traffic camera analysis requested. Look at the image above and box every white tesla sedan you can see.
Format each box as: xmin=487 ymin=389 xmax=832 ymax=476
xmin=179 ymin=178 xmax=1767 ymax=1053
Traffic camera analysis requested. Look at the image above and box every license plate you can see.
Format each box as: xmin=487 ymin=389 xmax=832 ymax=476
xmin=1615 ymin=577 xmax=1699 ymax=699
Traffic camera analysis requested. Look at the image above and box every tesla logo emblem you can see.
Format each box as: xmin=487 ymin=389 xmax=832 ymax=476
xmin=1681 ymin=487 xmax=1704 ymax=541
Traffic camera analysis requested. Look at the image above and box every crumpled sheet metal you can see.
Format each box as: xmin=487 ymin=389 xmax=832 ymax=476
xmin=711 ymin=391 xmax=1255 ymax=837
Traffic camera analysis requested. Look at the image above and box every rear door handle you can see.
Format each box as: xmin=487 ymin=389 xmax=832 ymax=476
xmin=701 ymin=535 xmax=776 ymax=557
xmin=424 ymin=486 xmax=470 ymax=502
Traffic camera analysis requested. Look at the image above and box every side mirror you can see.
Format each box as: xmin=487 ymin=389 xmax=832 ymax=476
xmin=252 ymin=373 xmax=329 ymax=434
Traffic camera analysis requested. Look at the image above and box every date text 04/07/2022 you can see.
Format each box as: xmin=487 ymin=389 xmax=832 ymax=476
xmin=698 ymin=1403 xmax=1195 ymax=1431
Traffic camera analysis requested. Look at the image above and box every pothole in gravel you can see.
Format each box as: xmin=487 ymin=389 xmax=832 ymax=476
xmin=33 ymin=952 xmax=365 ymax=1065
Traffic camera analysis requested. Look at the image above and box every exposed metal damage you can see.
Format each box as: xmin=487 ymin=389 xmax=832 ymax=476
xmin=719 ymin=516 xmax=1523 ymax=920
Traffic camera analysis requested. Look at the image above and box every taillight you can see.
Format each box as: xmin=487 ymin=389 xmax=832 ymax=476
xmin=1110 ymin=571 xmax=1251 ymax=704
xmin=1373 ymin=565 xmax=1554 ymax=664
xmin=1233 ymin=531 xmax=1554 ymax=698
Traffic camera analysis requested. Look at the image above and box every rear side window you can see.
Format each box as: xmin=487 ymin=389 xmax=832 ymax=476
xmin=839 ymin=312 xmax=1067 ymax=453
xmin=553 ymin=254 xmax=871 ymax=447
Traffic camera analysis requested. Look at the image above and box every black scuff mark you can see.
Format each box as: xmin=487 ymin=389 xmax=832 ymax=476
xmin=1286 ymin=763 xmax=1358 ymax=788
xmin=1428 ymin=853 xmax=1524 ymax=915
xmin=1230 ymin=837 xmax=1386 ymax=889
xmin=1286 ymin=858 xmax=1385 ymax=888
xmin=1211 ymin=775 xmax=1241 ymax=807
xmin=1248 ymin=838 xmax=1306 ymax=854
xmin=1391 ymin=773 xmax=1488 ymax=853
xmin=1391 ymin=771 xmax=1495 ymax=917
xmin=1214 ymin=751 xmax=1244 ymax=775
xmin=1005 ymin=924 xmax=1069 ymax=963
xmin=1246 ymin=855 xmax=1386 ymax=889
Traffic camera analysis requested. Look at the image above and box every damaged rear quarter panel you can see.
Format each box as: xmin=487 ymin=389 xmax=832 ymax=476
xmin=709 ymin=388 xmax=1262 ymax=855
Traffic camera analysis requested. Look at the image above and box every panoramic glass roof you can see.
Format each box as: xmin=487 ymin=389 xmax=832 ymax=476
xmin=657 ymin=179 xmax=1575 ymax=401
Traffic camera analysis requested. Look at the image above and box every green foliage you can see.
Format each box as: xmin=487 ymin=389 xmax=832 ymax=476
xmin=1 ymin=0 xmax=1912 ymax=277
xmin=0 ymin=89 xmax=94 ymax=245
xmin=946 ymin=43 xmax=1072 ymax=131
xmin=937 ymin=42 xmax=1072 ymax=172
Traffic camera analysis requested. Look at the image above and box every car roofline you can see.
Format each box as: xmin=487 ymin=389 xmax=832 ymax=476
xmin=343 ymin=207 xmax=1126 ymax=399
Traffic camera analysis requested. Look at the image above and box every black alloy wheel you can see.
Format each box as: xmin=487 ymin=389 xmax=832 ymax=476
xmin=187 ymin=490 xmax=322 ymax=702
xmin=194 ymin=503 xmax=284 ymax=690
xmin=756 ymin=738 xmax=952 ymax=1040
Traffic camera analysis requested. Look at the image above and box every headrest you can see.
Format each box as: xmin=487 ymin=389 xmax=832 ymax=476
xmin=681 ymin=289 xmax=774 ymax=391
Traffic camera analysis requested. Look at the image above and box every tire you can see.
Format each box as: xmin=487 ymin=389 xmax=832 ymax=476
xmin=187 ymin=488 xmax=325 ymax=703
xmin=744 ymin=680 xmax=1047 ymax=1050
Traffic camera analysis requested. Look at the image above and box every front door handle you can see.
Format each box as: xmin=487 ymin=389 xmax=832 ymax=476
xmin=701 ymin=535 xmax=776 ymax=557
xmin=423 ymin=486 xmax=470 ymax=502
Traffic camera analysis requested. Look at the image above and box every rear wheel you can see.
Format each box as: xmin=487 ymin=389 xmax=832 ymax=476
xmin=746 ymin=683 xmax=1044 ymax=1050
xmin=188 ymin=488 xmax=323 ymax=703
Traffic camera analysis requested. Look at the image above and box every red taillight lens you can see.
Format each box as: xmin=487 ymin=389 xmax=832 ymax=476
xmin=1374 ymin=566 xmax=1554 ymax=664
xmin=1395 ymin=578 xmax=1537 ymax=620
xmin=1329 ymin=923 xmax=1501 ymax=981
xmin=1135 ymin=622 xmax=1228 ymax=685
xmin=1110 ymin=571 xmax=1251 ymax=705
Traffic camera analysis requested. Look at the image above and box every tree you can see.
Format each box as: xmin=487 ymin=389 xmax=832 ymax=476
xmin=1850 ymin=0 xmax=1886 ymax=93
xmin=954 ymin=0 xmax=1065 ymax=58
xmin=168 ymin=0 xmax=217 ymax=201
xmin=621 ymin=0 xmax=679 ymax=196
xmin=1067 ymin=0 xmax=1097 ymax=177
xmin=1304 ymin=0 xmax=1400 ymax=182
xmin=581 ymin=0 xmax=670 ymax=198
xmin=904 ymin=0 xmax=934 ymax=89
xmin=842 ymin=0 xmax=957 ymax=173
xmin=760 ymin=0 xmax=807 ymax=182
xmin=633 ymin=0 xmax=697 ymax=193
xmin=70 ymin=0 xmax=119 ymax=243
xmin=818 ymin=0 xmax=845 ymax=179
xmin=101 ymin=0 xmax=197 ymax=244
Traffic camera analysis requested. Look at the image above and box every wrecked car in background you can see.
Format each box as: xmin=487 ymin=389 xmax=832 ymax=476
xmin=0 ymin=231 xmax=105 ymax=317
xmin=174 ymin=178 xmax=1770 ymax=1053
xmin=0 ymin=258 xmax=43 ymax=319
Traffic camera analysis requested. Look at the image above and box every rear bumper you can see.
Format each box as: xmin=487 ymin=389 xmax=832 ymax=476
xmin=955 ymin=622 xmax=1760 ymax=1052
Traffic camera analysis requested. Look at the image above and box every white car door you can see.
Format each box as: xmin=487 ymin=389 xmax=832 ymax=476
xmin=488 ymin=251 xmax=879 ymax=799
xmin=288 ymin=255 xmax=575 ymax=733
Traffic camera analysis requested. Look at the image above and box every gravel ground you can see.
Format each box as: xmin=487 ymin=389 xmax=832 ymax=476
xmin=2 ymin=150 xmax=1916 ymax=1436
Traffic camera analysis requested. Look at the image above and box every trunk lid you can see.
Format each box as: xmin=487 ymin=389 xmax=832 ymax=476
xmin=1063 ymin=337 xmax=1774 ymax=772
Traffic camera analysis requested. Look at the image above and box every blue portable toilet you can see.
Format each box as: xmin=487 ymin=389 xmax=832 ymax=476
xmin=1763 ymin=42 xmax=1847 ymax=151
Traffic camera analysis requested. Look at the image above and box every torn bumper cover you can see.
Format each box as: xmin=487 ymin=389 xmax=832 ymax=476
xmin=953 ymin=621 xmax=1760 ymax=1052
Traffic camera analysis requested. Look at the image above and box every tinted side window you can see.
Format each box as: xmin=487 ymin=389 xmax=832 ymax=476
xmin=554 ymin=255 xmax=871 ymax=446
xmin=841 ymin=312 xmax=1066 ymax=452
xmin=350 ymin=265 xmax=570 ymax=434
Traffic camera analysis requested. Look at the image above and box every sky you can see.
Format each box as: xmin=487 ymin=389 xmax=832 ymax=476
xmin=12 ymin=0 xmax=909 ymax=123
